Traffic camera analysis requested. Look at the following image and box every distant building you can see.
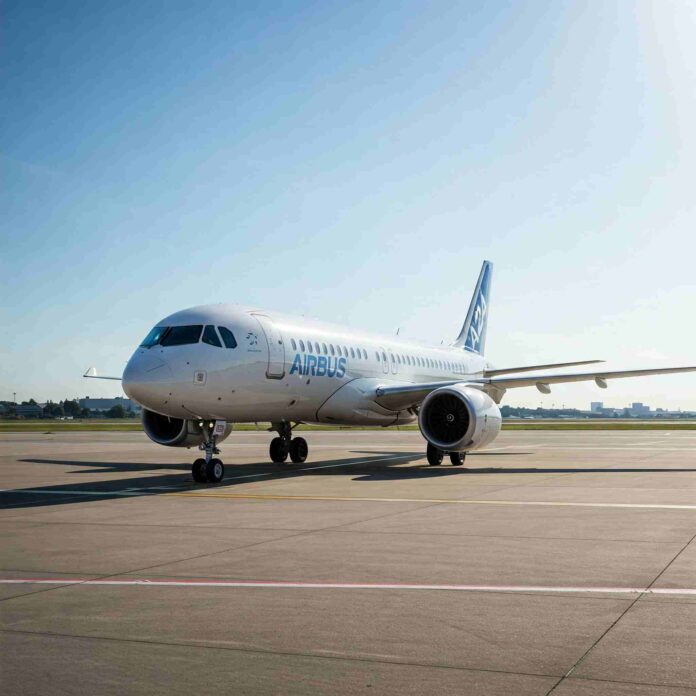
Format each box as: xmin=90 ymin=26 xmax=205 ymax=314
xmin=79 ymin=397 xmax=141 ymax=414
xmin=16 ymin=404 xmax=44 ymax=418
xmin=630 ymin=402 xmax=651 ymax=417
xmin=590 ymin=402 xmax=604 ymax=413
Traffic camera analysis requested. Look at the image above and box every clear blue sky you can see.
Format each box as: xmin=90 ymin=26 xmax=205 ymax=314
xmin=2 ymin=1 xmax=695 ymax=408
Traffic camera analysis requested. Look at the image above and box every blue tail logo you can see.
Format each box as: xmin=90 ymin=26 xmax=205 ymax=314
xmin=455 ymin=261 xmax=493 ymax=355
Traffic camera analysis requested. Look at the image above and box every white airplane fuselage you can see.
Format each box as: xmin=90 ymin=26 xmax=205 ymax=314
xmin=105 ymin=259 xmax=695 ymax=482
xmin=123 ymin=304 xmax=488 ymax=426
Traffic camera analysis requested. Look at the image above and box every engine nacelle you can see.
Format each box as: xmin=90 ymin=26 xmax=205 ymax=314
xmin=141 ymin=409 xmax=232 ymax=448
xmin=418 ymin=385 xmax=502 ymax=452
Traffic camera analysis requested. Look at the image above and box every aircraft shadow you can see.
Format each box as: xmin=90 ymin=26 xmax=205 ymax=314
xmin=3 ymin=452 xmax=423 ymax=510
xmin=3 ymin=452 xmax=693 ymax=510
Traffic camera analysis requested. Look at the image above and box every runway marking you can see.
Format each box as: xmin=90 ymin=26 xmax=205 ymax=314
xmin=167 ymin=492 xmax=696 ymax=510
xmin=3 ymin=488 xmax=696 ymax=510
xmin=0 ymin=578 xmax=694 ymax=595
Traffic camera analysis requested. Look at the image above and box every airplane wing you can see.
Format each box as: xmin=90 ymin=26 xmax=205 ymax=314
xmin=483 ymin=359 xmax=603 ymax=377
xmin=484 ymin=365 xmax=696 ymax=390
xmin=83 ymin=367 xmax=122 ymax=381
xmin=374 ymin=365 xmax=696 ymax=411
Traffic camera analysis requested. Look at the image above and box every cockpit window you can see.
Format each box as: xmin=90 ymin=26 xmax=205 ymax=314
xmin=140 ymin=326 xmax=168 ymax=348
xmin=160 ymin=325 xmax=203 ymax=347
xmin=218 ymin=326 xmax=237 ymax=349
xmin=202 ymin=325 xmax=222 ymax=347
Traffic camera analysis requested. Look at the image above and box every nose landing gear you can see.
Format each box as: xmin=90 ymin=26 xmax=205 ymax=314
xmin=192 ymin=420 xmax=226 ymax=483
xmin=270 ymin=421 xmax=308 ymax=464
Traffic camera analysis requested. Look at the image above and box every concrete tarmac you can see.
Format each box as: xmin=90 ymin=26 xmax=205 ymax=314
xmin=1 ymin=429 xmax=696 ymax=695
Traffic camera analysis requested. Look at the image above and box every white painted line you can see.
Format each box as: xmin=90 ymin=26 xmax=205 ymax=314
xmin=536 ymin=446 xmax=696 ymax=451
xmin=0 ymin=578 xmax=694 ymax=595
xmin=3 ymin=488 xmax=696 ymax=510
xmin=0 ymin=488 xmax=147 ymax=497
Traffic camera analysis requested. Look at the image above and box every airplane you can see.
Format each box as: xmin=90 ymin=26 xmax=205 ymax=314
xmin=85 ymin=261 xmax=696 ymax=483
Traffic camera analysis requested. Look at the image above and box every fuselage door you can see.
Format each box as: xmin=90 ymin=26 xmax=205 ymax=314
xmin=378 ymin=346 xmax=389 ymax=375
xmin=252 ymin=314 xmax=285 ymax=379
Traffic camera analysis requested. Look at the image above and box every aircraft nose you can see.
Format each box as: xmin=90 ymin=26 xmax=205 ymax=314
xmin=122 ymin=352 xmax=173 ymax=406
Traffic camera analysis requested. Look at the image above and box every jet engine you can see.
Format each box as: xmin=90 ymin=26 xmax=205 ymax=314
xmin=418 ymin=385 xmax=502 ymax=452
xmin=141 ymin=409 xmax=232 ymax=448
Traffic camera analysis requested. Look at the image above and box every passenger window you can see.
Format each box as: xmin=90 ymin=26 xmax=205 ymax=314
xmin=160 ymin=325 xmax=203 ymax=346
xmin=362 ymin=349 xmax=367 ymax=360
xmin=350 ymin=347 xmax=355 ymax=359
xmin=217 ymin=327 xmax=237 ymax=349
xmin=330 ymin=344 xmax=335 ymax=356
xmin=307 ymin=341 xmax=313 ymax=353
xmin=299 ymin=340 xmax=305 ymax=352
xmin=376 ymin=352 xmax=380 ymax=361
xmin=202 ymin=325 xmax=222 ymax=347
xmin=322 ymin=343 xmax=328 ymax=355
xmin=291 ymin=338 xmax=297 ymax=351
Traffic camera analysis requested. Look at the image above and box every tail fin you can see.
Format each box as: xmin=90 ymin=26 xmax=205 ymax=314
xmin=454 ymin=260 xmax=493 ymax=355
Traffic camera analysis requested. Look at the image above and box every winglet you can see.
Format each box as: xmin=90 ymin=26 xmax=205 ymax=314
xmin=454 ymin=260 xmax=493 ymax=355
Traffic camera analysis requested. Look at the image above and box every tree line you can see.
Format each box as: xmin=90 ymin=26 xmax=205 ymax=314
xmin=1 ymin=399 xmax=138 ymax=419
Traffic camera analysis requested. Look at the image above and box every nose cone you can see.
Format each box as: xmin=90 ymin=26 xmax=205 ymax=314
xmin=122 ymin=351 xmax=173 ymax=407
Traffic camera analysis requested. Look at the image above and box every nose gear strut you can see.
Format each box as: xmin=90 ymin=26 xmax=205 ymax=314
xmin=192 ymin=420 xmax=227 ymax=483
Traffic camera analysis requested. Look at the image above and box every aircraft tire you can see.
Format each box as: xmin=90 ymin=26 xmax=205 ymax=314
xmin=270 ymin=437 xmax=289 ymax=463
xmin=205 ymin=458 xmax=224 ymax=483
xmin=289 ymin=437 xmax=308 ymax=463
xmin=192 ymin=458 xmax=207 ymax=483
xmin=426 ymin=443 xmax=444 ymax=466
xmin=449 ymin=452 xmax=466 ymax=466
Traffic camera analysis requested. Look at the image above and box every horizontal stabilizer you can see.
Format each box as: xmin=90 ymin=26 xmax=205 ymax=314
xmin=484 ymin=360 xmax=604 ymax=377
xmin=83 ymin=367 xmax=122 ymax=381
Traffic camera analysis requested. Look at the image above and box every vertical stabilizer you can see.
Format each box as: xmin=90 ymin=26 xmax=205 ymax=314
xmin=454 ymin=260 xmax=493 ymax=355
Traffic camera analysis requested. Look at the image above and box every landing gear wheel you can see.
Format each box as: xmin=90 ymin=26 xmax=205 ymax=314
xmin=192 ymin=458 xmax=207 ymax=483
xmin=270 ymin=437 xmax=289 ymax=463
xmin=289 ymin=437 xmax=308 ymax=463
xmin=449 ymin=452 xmax=466 ymax=466
xmin=427 ymin=443 xmax=444 ymax=466
xmin=205 ymin=458 xmax=224 ymax=483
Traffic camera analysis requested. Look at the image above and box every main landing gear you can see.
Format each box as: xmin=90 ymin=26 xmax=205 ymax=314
xmin=269 ymin=421 xmax=308 ymax=464
xmin=426 ymin=443 xmax=466 ymax=467
xmin=192 ymin=420 xmax=225 ymax=484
